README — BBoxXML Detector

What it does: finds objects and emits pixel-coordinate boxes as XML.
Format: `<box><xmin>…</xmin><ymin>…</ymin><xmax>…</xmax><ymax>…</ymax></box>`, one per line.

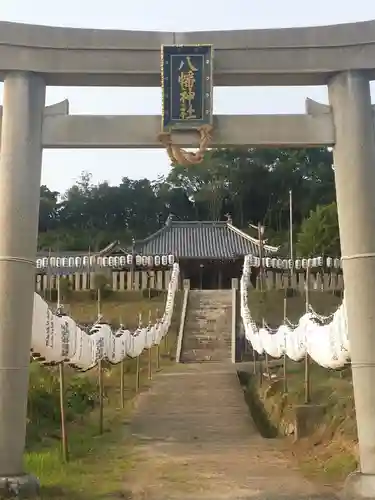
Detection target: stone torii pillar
<box><xmin>329</xmin><ymin>71</ymin><xmax>375</xmax><ymax>499</ymax></box>
<box><xmin>0</xmin><ymin>73</ymin><xmax>68</xmax><ymax>497</ymax></box>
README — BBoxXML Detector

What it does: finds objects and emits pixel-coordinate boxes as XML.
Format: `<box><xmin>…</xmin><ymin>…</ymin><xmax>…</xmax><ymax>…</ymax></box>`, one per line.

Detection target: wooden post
<box><xmin>119</xmin><ymin>315</ymin><xmax>125</xmax><ymax>408</ymax></box>
<box><xmin>156</xmin><ymin>344</ymin><xmax>160</xmax><ymax>370</ymax></box>
<box><xmin>253</xmin><ymin>348</ymin><xmax>257</xmax><ymax>375</ymax></box>
<box><xmin>135</xmin><ymin>355</ymin><xmax>140</xmax><ymax>392</ymax></box>
<box><xmin>135</xmin><ymin>312</ymin><xmax>142</xmax><ymax>392</ymax></box>
<box><xmin>97</xmin><ymin>287</ymin><xmax>101</xmax><ymax>320</ymax></box>
<box><xmin>283</xmin><ymin>296</ymin><xmax>288</xmax><ymax>394</ymax></box>
<box><xmin>262</xmin><ymin>319</ymin><xmax>270</xmax><ymax>377</ymax></box>
<box><xmin>120</xmin><ymin>358</ymin><xmax>125</xmax><ymax>408</ymax></box>
<box><xmin>304</xmin><ymin>267</ymin><xmax>311</xmax><ymax>404</ymax></box>
<box><xmin>98</xmin><ymin>358</ymin><xmax>104</xmax><ymax>434</ymax></box>
<box><xmin>59</xmin><ymin>362</ymin><xmax>69</xmax><ymax>462</ymax></box>
<box><xmin>148</xmin><ymin>347</ymin><xmax>152</xmax><ymax>380</ymax></box>
<box><xmin>148</xmin><ymin>309</ymin><xmax>152</xmax><ymax>380</ymax></box>
<box><xmin>155</xmin><ymin>308</ymin><xmax>161</xmax><ymax>369</ymax></box>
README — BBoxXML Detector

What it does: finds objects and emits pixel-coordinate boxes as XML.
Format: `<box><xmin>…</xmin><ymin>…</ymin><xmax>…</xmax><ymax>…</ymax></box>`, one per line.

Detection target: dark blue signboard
<box><xmin>161</xmin><ymin>45</ymin><xmax>213</xmax><ymax>132</ymax></box>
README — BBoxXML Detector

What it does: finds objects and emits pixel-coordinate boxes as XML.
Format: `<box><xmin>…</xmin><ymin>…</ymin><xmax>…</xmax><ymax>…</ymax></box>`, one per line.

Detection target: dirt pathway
<box><xmin>124</xmin><ymin>363</ymin><xmax>338</xmax><ymax>500</ymax></box>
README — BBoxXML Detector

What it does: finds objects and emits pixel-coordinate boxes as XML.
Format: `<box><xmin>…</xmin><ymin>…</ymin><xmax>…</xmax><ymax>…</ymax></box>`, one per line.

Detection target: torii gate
<box><xmin>0</xmin><ymin>19</ymin><xmax>374</xmax><ymax>498</ymax></box>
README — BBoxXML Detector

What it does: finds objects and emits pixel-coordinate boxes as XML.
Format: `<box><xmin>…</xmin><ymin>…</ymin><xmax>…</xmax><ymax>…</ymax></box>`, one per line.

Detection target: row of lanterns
<box><xmin>248</xmin><ymin>256</ymin><xmax>342</xmax><ymax>269</ymax></box>
<box><xmin>36</xmin><ymin>254</ymin><xmax>175</xmax><ymax>269</ymax></box>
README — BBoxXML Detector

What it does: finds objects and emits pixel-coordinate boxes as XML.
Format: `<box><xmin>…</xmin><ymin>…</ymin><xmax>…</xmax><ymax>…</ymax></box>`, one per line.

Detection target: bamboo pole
<box><xmin>148</xmin><ymin>309</ymin><xmax>152</xmax><ymax>380</ymax></box>
<box><xmin>135</xmin><ymin>312</ymin><xmax>142</xmax><ymax>392</ymax></box>
<box><xmin>120</xmin><ymin>357</ymin><xmax>125</xmax><ymax>408</ymax></box>
<box><xmin>59</xmin><ymin>361</ymin><xmax>69</xmax><ymax>462</ymax></box>
<box><xmin>304</xmin><ymin>267</ymin><xmax>311</xmax><ymax>404</ymax></box>
<box><xmin>98</xmin><ymin>358</ymin><xmax>104</xmax><ymax>434</ymax></box>
<box><xmin>262</xmin><ymin>319</ymin><xmax>270</xmax><ymax>378</ymax></box>
<box><xmin>283</xmin><ymin>296</ymin><xmax>288</xmax><ymax>394</ymax></box>
<box><xmin>119</xmin><ymin>316</ymin><xmax>125</xmax><ymax>408</ymax></box>
<box><xmin>97</xmin><ymin>287</ymin><xmax>101</xmax><ymax>319</ymax></box>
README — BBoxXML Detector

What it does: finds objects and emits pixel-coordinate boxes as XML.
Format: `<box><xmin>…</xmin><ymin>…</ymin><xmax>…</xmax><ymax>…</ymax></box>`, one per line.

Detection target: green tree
<box><xmin>296</xmin><ymin>202</ymin><xmax>340</xmax><ymax>256</ymax></box>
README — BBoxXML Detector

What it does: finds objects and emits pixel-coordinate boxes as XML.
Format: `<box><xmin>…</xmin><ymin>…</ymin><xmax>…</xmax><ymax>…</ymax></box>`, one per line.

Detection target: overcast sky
<box><xmin>1</xmin><ymin>0</ymin><xmax>375</xmax><ymax>193</ymax></box>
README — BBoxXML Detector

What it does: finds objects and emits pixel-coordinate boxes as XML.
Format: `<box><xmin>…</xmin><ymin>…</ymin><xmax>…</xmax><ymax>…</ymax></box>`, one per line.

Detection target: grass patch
<box><xmin>25</xmin><ymin>293</ymin><xmax>182</xmax><ymax>499</ymax></box>
<box><xmin>248</xmin><ymin>289</ymin><xmax>341</xmax><ymax>327</ymax></box>
<box><xmin>246</xmin><ymin>360</ymin><xmax>357</xmax><ymax>484</ymax></box>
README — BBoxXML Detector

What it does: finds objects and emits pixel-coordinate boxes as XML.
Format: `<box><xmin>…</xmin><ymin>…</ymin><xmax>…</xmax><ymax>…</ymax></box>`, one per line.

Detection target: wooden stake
<box><xmin>156</xmin><ymin>344</ymin><xmax>160</xmax><ymax>370</ymax></box>
<box><xmin>97</xmin><ymin>287</ymin><xmax>101</xmax><ymax>320</ymax></box>
<box><xmin>253</xmin><ymin>348</ymin><xmax>257</xmax><ymax>375</ymax></box>
<box><xmin>262</xmin><ymin>319</ymin><xmax>270</xmax><ymax>377</ymax></box>
<box><xmin>148</xmin><ymin>309</ymin><xmax>152</xmax><ymax>380</ymax></box>
<box><xmin>98</xmin><ymin>358</ymin><xmax>104</xmax><ymax>434</ymax></box>
<box><xmin>119</xmin><ymin>316</ymin><xmax>125</xmax><ymax>408</ymax></box>
<box><xmin>304</xmin><ymin>267</ymin><xmax>311</xmax><ymax>404</ymax></box>
<box><xmin>59</xmin><ymin>362</ymin><xmax>69</xmax><ymax>462</ymax></box>
<box><xmin>120</xmin><ymin>358</ymin><xmax>125</xmax><ymax>408</ymax></box>
<box><xmin>283</xmin><ymin>296</ymin><xmax>288</xmax><ymax>394</ymax></box>
<box><xmin>135</xmin><ymin>355</ymin><xmax>140</xmax><ymax>392</ymax></box>
<box><xmin>135</xmin><ymin>311</ymin><xmax>142</xmax><ymax>392</ymax></box>
<box><xmin>148</xmin><ymin>347</ymin><xmax>152</xmax><ymax>380</ymax></box>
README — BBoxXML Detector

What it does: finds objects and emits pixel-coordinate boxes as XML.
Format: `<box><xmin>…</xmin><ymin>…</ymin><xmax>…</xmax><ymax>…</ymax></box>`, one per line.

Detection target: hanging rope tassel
<box><xmin>158</xmin><ymin>124</ymin><xmax>214</xmax><ymax>166</ymax></box>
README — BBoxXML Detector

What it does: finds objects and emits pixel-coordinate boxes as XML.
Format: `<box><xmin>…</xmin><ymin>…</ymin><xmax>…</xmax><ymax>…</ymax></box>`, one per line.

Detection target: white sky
<box><xmin>1</xmin><ymin>0</ymin><xmax>375</xmax><ymax>193</ymax></box>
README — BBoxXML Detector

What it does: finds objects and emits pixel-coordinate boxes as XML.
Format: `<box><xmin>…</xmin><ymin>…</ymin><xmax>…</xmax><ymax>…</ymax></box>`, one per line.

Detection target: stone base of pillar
<box><xmin>0</xmin><ymin>474</ymin><xmax>39</xmax><ymax>498</ymax></box>
<box><xmin>343</xmin><ymin>471</ymin><xmax>375</xmax><ymax>499</ymax></box>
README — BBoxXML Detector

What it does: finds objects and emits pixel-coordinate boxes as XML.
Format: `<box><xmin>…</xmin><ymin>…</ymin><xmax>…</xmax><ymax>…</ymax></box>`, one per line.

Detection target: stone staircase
<box><xmin>180</xmin><ymin>290</ymin><xmax>232</xmax><ymax>363</ymax></box>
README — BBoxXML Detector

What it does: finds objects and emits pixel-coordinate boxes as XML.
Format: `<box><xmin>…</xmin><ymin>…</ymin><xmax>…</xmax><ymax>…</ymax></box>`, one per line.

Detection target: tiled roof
<box><xmin>133</xmin><ymin>220</ymin><xmax>278</xmax><ymax>259</ymax></box>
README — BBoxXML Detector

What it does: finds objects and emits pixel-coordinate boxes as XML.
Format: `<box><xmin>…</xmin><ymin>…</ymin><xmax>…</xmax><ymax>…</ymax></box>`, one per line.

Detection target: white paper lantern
<box><xmin>36</xmin><ymin>259</ymin><xmax>42</xmax><ymax>269</ymax></box>
<box><xmin>154</xmin><ymin>255</ymin><xmax>161</xmax><ymax>266</ymax></box>
<box><xmin>42</xmin><ymin>257</ymin><xmax>48</xmax><ymax>268</ymax></box>
<box><xmin>161</xmin><ymin>255</ymin><xmax>168</xmax><ymax>266</ymax></box>
<box><xmin>254</xmin><ymin>257</ymin><xmax>260</xmax><ymax>268</ymax></box>
<box><xmin>168</xmin><ymin>254</ymin><xmax>175</xmax><ymax>265</ymax></box>
<box><xmin>75</xmin><ymin>257</ymin><xmax>82</xmax><ymax>267</ymax></box>
<box><xmin>97</xmin><ymin>257</ymin><xmax>103</xmax><ymax>267</ymax></box>
<box><xmin>295</xmin><ymin>259</ymin><xmax>301</xmax><ymax>269</ymax></box>
<box><xmin>114</xmin><ymin>256</ymin><xmax>120</xmax><ymax>267</ymax></box>
<box><xmin>102</xmin><ymin>257</ymin><xmax>108</xmax><ymax>267</ymax></box>
<box><xmin>108</xmin><ymin>257</ymin><xmax>114</xmax><ymax>267</ymax></box>
<box><xmin>56</xmin><ymin>257</ymin><xmax>61</xmax><ymax>267</ymax></box>
<box><xmin>68</xmin><ymin>257</ymin><xmax>74</xmax><ymax>267</ymax></box>
<box><xmin>265</xmin><ymin>257</ymin><xmax>271</xmax><ymax>268</ymax></box>
<box><xmin>277</xmin><ymin>258</ymin><xmax>283</xmax><ymax>269</ymax></box>
<box><xmin>50</xmin><ymin>257</ymin><xmax>56</xmax><ymax>267</ymax></box>
<box><xmin>89</xmin><ymin>256</ymin><xmax>96</xmax><ymax>266</ymax></box>
<box><xmin>271</xmin><ymin>258</ymin><xmax>277</xmax><ymax>268</ymax></box>
<box><xmin>62</xmin><ymin>258</ymin><xmax>68</xmax><ymax>267</ymax></box>
<box><xmin>135</xmin><ymin>255</ymin><xmax>142</xmax><ymax>265</ymax></box>
<box><xmin>317</xmin><ymin>256</ymin><xmax>323</xmax><ymax>267</ymax></box>
<box><xmin>288</xmin><ymin>259</ymin><xmax>293</xmax><ymax>269</ymax></box>
<box><xmin>334</xmin><ymin>258</ymin><xmax>340</xmax><ymax>269</ymax></box>
<box><xmin>302</xmin><ymin>259</ymin><xmax>307</xmax><ymax>269</ymax></box>
<box><xmin>312</xmin><ymin>258</ymin><xmax>317</xmax><ymax>268</ymax></box>
<box><xmin>126</xmin><ymin>254</ymin><xmax>133</xmax><ymax>265</ymax></box>
<box><xmin>83</xmin><ymin>256</ymin><xmax>89</xmax><ymax>266</ymax></box>
<box><xmin>326</xmin><ymin>257</ymin><xmax>333</xmax><ymax>268</ymax></box>
<box><xmin>142</xmin><ymin>256</ymin><xmax>148</xmax><ymax>266</ymax></box>
<box><xmin>147</xmin><ymin>256</ymin><xmax>153</xmax><ymax>266</ymax></box>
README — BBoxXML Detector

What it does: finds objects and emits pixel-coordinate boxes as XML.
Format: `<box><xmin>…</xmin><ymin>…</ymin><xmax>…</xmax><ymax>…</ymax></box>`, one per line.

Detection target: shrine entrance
<box><xmin>0</xmin><ymin>19</ymin><xmax>374</xmax><ymax>496</ymax></box>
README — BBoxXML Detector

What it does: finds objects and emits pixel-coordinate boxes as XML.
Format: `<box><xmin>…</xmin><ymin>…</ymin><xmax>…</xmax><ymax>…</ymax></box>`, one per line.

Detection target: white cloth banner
<box><xmin>31</xmin><ymin>263</ymin><xmax>179</xmax><ymax>371</ymax></box>
<box><xmin>240</xmin><ymin>255</ymin><xmax>350</xmax><ymax>369</ymax></box>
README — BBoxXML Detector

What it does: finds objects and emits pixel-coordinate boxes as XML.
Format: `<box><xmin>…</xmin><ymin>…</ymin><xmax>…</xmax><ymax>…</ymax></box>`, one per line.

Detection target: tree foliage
<box><xmin>38</xmin><ymin>147</ymin><xmax>337</xmax><ymax>254</ymax></box>
<box><xmin>296</xmin><ymin>202</ymin><xmax>340</xmax><ymax>257</ymax></box>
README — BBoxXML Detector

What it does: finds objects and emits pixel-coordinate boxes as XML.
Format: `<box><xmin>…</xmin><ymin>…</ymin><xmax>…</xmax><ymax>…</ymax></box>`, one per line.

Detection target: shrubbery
<box><xmin>27</xmin><ymin>362</ymin><xmax>97</xmax><ymax>448</ymax></box>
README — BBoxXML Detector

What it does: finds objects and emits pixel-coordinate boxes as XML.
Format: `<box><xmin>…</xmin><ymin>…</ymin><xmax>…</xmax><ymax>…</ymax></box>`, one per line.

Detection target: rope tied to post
<box><xmin>158</xmin><ymin>124</ymin><xmax>214</xmax><ymax>166</ymax></box>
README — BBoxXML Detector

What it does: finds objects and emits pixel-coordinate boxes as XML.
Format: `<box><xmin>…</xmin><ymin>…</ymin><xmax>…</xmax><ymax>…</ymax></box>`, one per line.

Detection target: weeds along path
<box><xmin>125</xmin><ymin>362</ymin><xmax>338</xmax><ymax>500</ymax></box>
